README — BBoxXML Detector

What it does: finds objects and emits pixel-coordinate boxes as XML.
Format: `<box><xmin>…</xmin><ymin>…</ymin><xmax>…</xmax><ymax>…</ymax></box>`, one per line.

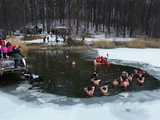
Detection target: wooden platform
<box><xmin>0</xmin><ymin>67</ymin><xmax>26</xmax><ymax>72</ymax></box>
<box><xmin>0</xmin><ymin>59</ymin><xmax>27</xmax><ymax>74</ymax></box>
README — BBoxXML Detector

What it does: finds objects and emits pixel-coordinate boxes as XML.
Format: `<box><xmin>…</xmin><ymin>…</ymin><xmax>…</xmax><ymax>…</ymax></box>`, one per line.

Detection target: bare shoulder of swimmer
<box><xmin>94</xmin><ymin>80</ymin><xmax>101</xmax><ymax>85</ymax></box>
<box><xmin>92</xmin><ymin>86</ymin><xmax>96</xmax><ymax>90</ymax></box>
<box><xmin>90</xmin><ymin>78</ymin><xmax>94</xmax><ymax>81</ymax></box>
<box><xmin>84</xmin><ymin>87</ymin><xmax>88</xmax><ymax>91</ymax></box>
<box><xmin>126</xmin><ymin>72</ymin><xmax>129</xmax><ymax>77</ymax></box>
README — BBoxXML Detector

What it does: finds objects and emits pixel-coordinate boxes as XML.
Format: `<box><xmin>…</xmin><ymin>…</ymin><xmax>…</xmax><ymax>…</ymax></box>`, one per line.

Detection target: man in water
<box><xmin>112</xmin><ymin>71</ymin><xmax>132</xmax><ymax>91</ymax></box>
<box><xmin>137</xmin><ymin>71</ymin><xmax>145</xmax><ymax>86</ymax></box>
<box><xmin>90</xmin><ymin>71</ymin><xmax>101</xmax><ymax>86</ymax></box>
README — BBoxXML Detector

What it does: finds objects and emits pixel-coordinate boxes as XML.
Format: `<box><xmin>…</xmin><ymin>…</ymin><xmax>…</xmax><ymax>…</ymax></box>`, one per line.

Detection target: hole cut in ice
<box><xmin>25</xmin><ymin>50</ymin><xmax>160</xmax><ymax>98</ymax></box>
<box><xmin>0</xmin><ymin>50</ymin><xmax>160</xmax><ymax>98</ymax></box>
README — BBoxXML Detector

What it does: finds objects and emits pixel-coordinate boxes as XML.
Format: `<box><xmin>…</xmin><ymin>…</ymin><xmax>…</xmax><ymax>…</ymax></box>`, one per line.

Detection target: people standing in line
<box><xmin>55</xmin><ymin>35</ymin><xmax>59</xmax><ymax>43</ymax></box>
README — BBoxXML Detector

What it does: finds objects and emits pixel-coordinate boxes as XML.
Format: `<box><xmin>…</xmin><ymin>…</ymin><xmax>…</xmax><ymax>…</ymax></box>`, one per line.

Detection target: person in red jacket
<box><xmin>0</xmin><ymin>39</ymin><xmax>5</xmax><ymax>46</ymax></box>
<box><xmin>95</xmin><ymin>56</ymin><xmax>108</xmax><ymax>64</ymax></box>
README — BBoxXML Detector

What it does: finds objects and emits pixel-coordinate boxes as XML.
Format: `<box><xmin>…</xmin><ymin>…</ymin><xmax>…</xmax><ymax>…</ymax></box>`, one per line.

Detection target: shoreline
<box><xmin>7</xmin><ymin>36</ymin><xmax>160</xmax><ymax>56</ymax></box>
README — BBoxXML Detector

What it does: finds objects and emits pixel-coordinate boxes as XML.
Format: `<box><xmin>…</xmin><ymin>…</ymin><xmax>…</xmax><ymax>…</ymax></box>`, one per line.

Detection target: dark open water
<box><xmin>25</xmin><ymin>49</ymin><xmax>160</xmax><ymax>98</ymax></box>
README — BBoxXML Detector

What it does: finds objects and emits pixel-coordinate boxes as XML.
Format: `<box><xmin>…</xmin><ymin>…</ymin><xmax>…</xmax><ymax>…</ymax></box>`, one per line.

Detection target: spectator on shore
<box><xmin>0</xmin><ymin>39</ymin><xmax>6</xmax><ymax>46</ymax></box>
<box><xmin>43</xmin><ymin>36</ymin><xmax>46</xmax><ymax>43</ymax></box>
<box><xmin>1</xmin><ymin>45</ymin><xmax>8</xmax><ymax>58</ymax></box>
<box><xmin>0</xmin><ymin>45</ymin><xmax>3</xmax><ymax>58</ymax></box>
<box><xmin>47</xmin><ymin>36</ymin><xmax>49</xmax><ymax>43</ymax></box>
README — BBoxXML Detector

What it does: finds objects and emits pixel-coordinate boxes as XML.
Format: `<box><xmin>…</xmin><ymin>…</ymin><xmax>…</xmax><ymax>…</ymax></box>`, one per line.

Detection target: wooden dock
<box><xmin>0</xmin><ymin>67</ymin><xmax>26</xmax><ymax>72</ymax></box>
<box><xmin>0</xmin><ymin>59</ymin><xmax>27</xmax><ymax>75</ymax></box>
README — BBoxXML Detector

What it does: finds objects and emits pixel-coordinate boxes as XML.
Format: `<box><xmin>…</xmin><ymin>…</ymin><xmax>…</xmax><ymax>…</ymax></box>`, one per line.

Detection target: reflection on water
<box><xmin>0</xmin><ymin>72</ymin><xmax>22</xmax><ymax>86</ymax></box>
<box><xmin>27</xmin><ymin>49</ymin><xmax>160</xmax><ymax>98</ymax></box>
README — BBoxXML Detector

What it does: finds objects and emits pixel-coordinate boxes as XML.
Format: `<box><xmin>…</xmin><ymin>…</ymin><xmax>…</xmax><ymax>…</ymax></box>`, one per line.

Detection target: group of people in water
<box><xmin>84</xmin><ymin>68</ymin><xmax>145</xmax><ymax>97</ymax></box>
<box><xmin>95</xmin><ymin>56</ymin><xmax>110</xmax><ymax>65</ymax></box>
<box><xmin>0</xmin><ymin>39</ymin><xmax>25</xmax><ymax>68</ymax></box>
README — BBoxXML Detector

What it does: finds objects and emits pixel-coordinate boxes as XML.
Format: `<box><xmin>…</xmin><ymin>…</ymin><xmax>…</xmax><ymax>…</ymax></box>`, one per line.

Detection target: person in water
<box><xmin>112</xmin><ymin>71</ymin><xmax>133</xmax><ymax>88</ymax></box>
<box><xmin>91</xmin><ymin>71</ymin><xmax>98</xmax><ymax>79</ymax></box>
<box><xmin>90</xmin><ymin>71</ymin><xmax>101</xmax><ymax>86</ymax></box>
<box><xmin>119</xmin><ymin>71</ymin><xmax>130</xmax><ymax>90</ymax></box>
<box><xmin>112</xmin><ymin>79</ymin><xmax>120</xmax><ymax>87</ymax></box>
<box><xmin>130</xmin><ymin>69</ymin><xmax>139</xmax><ymax>81</ymax></box>
<box><xmin>100</xmin><ymin>85</ymin><xmax>109</xmax><ymax>96</ymax></box>
<box><xmin>137</xmin><ymin>71</ymin><xmax>145</xmax><ymax>86</ymax></box>
<box><xmin>95</xmin><ymin>56</ymin><xmax>108</xmax><ymax>64</ymax></box>
<box><xmin>84</xmin><ymin>86</ymin><xmax>95</xmax><ymax>97</ymax></box>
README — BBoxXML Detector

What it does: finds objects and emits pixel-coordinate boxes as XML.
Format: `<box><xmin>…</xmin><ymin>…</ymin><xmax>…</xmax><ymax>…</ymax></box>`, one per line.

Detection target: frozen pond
<box><xmin>0</xmin><ymin>48</ymin><xmax>160</xmax><ymax>120</ymax></box>
<box><xmin>0</xmin><ymin>49</ymin><xmax>160</xmax><ymax>101</ymax></box>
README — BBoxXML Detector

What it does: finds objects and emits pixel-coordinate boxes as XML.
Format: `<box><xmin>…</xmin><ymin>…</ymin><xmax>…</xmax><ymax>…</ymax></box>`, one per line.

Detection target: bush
<box><xmin>23</xmin><ymin>35</ymin><xmax>44</xmax><ymax>41</ymax></box>
<box><xmin>7</xmin><ymin>38</ymin><xmax>28</xmax><ymax>55</ymax></box>
<box><xmin>92</xmin><ymin>38</ymin><xmax>160</xmax><ymax>48</ymax></box>
<box><xmin>93</xmin><ymin>41</ymin><xmax>116</xmax><ymax>48</ymax></box>
<box><xmin>126</xmin><ymin>40</ymin><xmax>146</xmax><ymax>48</ymax></box>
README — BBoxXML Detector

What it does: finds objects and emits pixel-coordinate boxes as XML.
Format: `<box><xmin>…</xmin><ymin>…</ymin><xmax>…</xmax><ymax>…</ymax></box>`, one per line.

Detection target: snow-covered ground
<box><xmin>97</xmin><ymin>48</ymin><xmax>160</xmax><ymax>67</ymax></box>
<box><xmin>23</xmin><ymin>33</ymin><xmax>134</xmax><ymax>45</ymax></box>
<box><xmin>24</xmin><ymin>35</ymin><xmax>65</xmax><ymax>45</ymax></box>
<box><xmin>1</xmin><ymin>48</ymin><xmax>160</xmax><ymax>120</ymax></box>
<box><xmin>85</xmin><ymin>37</ymin><xmax>134</xmax><ymax>45</ymax></box>
<box><xmin>84</xmin><ymin>34</ymin><xmax>134</xmax><ymax>45</ymax></box>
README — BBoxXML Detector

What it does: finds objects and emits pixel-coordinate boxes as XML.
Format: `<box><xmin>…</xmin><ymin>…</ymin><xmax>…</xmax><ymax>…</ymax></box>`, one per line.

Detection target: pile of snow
<box><xmin>97</xmin><ymin>48</ymin><xmax>160</xmax><ymax>67</ymax></box>
<box><xmin>0</xmin><ymin>48</ymin><xmax>160</xmax><ymax>120</ymax></box>
<box><xmin>85</xmin><ymin>37</ymin><xmax>134</xmax><ymax>44</ymax></box>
